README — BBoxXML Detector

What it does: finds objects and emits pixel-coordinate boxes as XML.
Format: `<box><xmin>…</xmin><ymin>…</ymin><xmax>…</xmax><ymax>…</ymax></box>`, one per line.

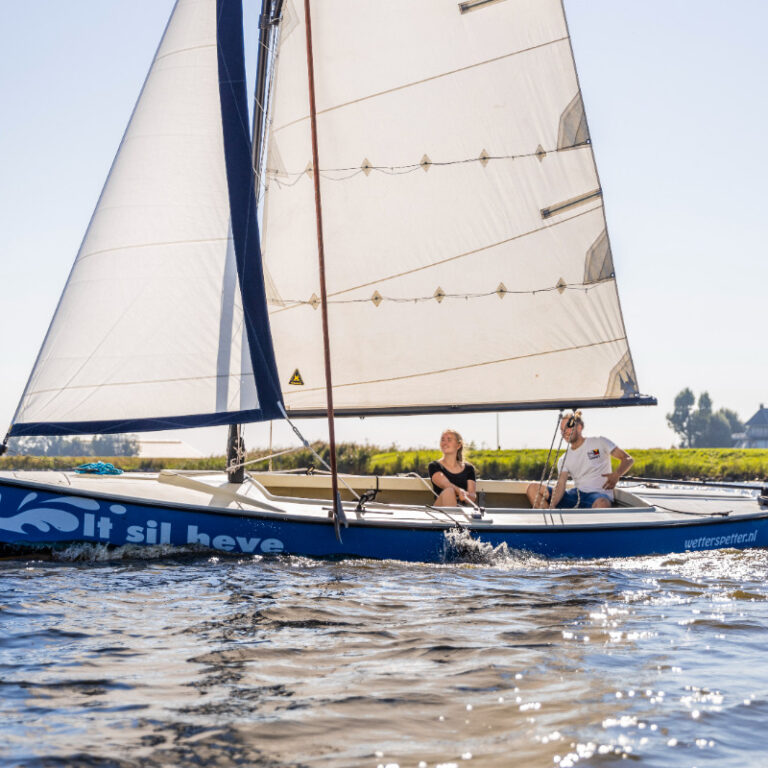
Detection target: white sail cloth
<box><xmin>262</xmin><ymin>0</ymin><xmax>640</xmax><ymax>415</ymax></box>
<box><xmin>12</xmin><ymin>0</ymin><xmax>271</xmax><ymax>434</ymax></box>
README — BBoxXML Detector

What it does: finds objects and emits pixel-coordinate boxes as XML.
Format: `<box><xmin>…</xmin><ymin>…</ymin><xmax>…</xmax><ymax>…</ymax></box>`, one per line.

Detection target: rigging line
<box><xmin>277</xmin><ymin>402</ymin><xmax>361</xmax><ymax>501</ymax></box>
<box><xmin>268</xmin><ymin>171</ymin><xmax>310</xmax><ymax>189</ymax></box>
<box><xmin>266</xmin><ymin>166</ymin><xmax>369</xmax><ymax>189</ymax></box>
<box><xmin>270</xmin><ymin>282</ymin><xmax>600</xmax><ymax>309</ymax></box>
<box><xmin>264</xmin><ymin>146</ymin><xmax>590</xmax><ymax>186</ymax></box>
<box><xmin>286</xmin><ymin>336</ymin><xmax>628</xmax><ymax>394</ymax></box>
<box><xmin>375</xmin><ymin>166</ymin><xmax>424</xmax><ymax>177</ymax></box>
<box><xmin>403</xmin><ymin>472</ymin><xmax>439</xmax><ymax>500</ymax></box>
<box><xmin>650</xmin><ymin>502</ymin><xmax>732</xmax><ymax>518</ymax></box>
<box><xmin>266</xmin><ymin>144</ymin><xmax>589</xmax><ymax>180</ymax></box>
<box><xmin>547</xmin><ymin>415</ymin><xmax>575</xmax><ymax>524</ymax></box>
<box><xmin>404</xmin><ymin>470</ymin><xmax>479</xmax><ymax>518</ymax></box>
<box><xmin>318</xmin><ymin>169</ymin><xmax>366</xmax><ymax>182</ymax></box>
<box><xmin>255</xmin><ymin>37</ymin><xmax>282</xmax><ymax>204</ymax></box>
<box><xmin>257</xmin><ymin>37</ymin><xmax>278</xmax><ymax>55</ymax></box>
<box><xmin>268</xmin><ymin>204</ymin><xmax>602</xmax><ymax>315</ymax></box>
<box><xmin>227</xmin><ymin>446</ymin><xmax>302</xmax><ymax>471</ymax></box>
<box><xmin>271</xmin><ymin>36</ymin><xmax>569</xmax><ymax>134</ymax></box>
<box><xmin>261</xmin><ymin>143</ymin><xmax>587</xmax><ymax>192</ymax></box>
<box><xmin>269</xmin><ymin>168</ymin><xmax>366</xmax><ymax>186</ymax></box>
<box><xmin>425</xmin><ymin>505</ymin><xmax>466</xmax><ymax>529</ymax></box>
<box><xmin>536</xmin><ymin>410</ymin><xmax>564</xmax><ymax>518</ymax></box>
<box><xmin>422</xmin><ymin>506</ymin><xmax>459</xmax><ymax>525</ymax></box>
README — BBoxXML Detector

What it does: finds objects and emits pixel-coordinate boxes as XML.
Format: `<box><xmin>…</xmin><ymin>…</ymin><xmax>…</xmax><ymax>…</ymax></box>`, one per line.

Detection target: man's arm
<box><xmin>602</xmin><ymin>447</ymin><xmax>634</xmax><ymax>490</ymax></box>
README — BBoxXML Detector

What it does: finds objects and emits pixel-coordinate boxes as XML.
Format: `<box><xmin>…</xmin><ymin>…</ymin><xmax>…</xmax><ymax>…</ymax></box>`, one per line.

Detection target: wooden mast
<box><xmin>302</xmin><ymin>0</ymin><xmax>342</xmax><ymax>523</ymax></box>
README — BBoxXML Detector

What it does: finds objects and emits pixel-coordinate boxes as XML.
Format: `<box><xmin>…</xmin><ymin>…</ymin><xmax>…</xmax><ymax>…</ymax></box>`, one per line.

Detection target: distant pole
<box><xmin>496</xmin><ymin>413</ymin><xmax>500</xmax><ymax>451</ymax></box>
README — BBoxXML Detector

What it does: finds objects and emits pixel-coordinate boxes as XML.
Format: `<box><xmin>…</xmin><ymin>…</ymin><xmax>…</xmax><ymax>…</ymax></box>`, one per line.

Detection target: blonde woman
<box><xmin>428</xmin><ymin>429</ymin><xmax>477</xmax><ymax>507</ymax></box>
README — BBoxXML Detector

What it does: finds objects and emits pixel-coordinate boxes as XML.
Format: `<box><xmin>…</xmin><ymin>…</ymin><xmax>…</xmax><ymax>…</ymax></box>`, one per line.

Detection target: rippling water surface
<box><xmin>2</xmin><ymin>539</ymin><xmax>768</xmax><ymax>767</ymax></box>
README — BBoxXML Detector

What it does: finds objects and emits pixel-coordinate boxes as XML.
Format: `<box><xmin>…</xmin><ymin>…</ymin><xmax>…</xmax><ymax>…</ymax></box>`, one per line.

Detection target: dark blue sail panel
<box><xmin>216</xmin><ymin>0</ymin><xmax>284</xmax><ymax>422</ymax></box>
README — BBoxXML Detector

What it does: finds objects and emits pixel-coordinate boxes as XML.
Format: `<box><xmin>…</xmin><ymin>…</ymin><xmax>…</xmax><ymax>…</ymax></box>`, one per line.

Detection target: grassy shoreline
<box><xmin>1</xmin><ymin>447</ymin><xmax>767</xmax><ymax>482</ymax></box>
<box><xmin>368</xmin><ymin>448</ymin><xmax>768</xmax><ymax>482</ymax></box>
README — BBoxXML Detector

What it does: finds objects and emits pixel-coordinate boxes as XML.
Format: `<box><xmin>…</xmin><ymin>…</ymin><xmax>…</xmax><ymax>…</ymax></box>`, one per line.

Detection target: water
<box><xmin>2</xmin><ymin>540</ymin><xmax>767</xmax><ymax>767</ymax></box>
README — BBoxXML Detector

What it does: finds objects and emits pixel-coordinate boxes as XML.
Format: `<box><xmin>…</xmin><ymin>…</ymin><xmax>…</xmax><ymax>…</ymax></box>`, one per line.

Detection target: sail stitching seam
<box><xmin>328</xmin><ymin>205</ymin><xmax>601</xmax><ymax>297</ymax></box>
<box><xmin>26</xmin><ymin>373</ymin><xmax>256</xmax><ymax>397</ymax></box>
<box><xmin>269</xmin><ymin>204</ymin><xmax>602</xmax><ymax>314</ymax></box>
<box><xmin>271</xmin><ymin>36</ymin><xmax>570</xmax><ymax>133</ymax></box>
<box><xmin>76</xmin><ymin>237</ymin><xmax>232</xmax><ymax>264</ymax></box>
<box><xmin>154</xmin><ymin>43</ymin><xmax>216</xmax><ymax>63</ymax></box>
<box><xmin>288</xmin><ymin>337</ymin><xmax>628</xmax><ymax>393</ymax></box>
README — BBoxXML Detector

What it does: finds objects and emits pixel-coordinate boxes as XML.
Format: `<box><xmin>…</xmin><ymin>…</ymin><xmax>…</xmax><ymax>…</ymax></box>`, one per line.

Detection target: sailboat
<box><xmin>1</xmin><ymin>0</ymin><xmax>766</xmax><ymax>561</ymax></box>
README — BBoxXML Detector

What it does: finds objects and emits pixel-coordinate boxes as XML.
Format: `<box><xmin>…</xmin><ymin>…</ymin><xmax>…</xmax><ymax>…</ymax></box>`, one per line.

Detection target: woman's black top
<box><xmin>428</xmin><ymin>460</ymin><xmax>476</xmax><ymax>495</ymax></box>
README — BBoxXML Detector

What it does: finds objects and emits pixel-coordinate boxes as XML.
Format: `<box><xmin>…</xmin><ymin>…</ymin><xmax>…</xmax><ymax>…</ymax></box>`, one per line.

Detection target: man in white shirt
<box><xmin>526</xmin><ymin>411</ymin><xmax>634</xmax><ymax>509</ymax></box>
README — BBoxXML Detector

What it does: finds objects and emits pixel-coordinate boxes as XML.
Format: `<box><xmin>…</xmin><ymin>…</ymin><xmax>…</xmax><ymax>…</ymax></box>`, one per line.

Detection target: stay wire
<box><xmin>536</xmin><ymin>410</ymin><xmax>563</xmax><ymax>521</ymax></box>
<box><xmin>277</xmin><ymin>403</ymin><xmax>361</xmax><ymax>500</ymax></box>
<box><xmin>548</xmin><ymin>428</ymin><xmax>573</xmax><ymax>522</ymax></box>
<box><xmin>546</xmin><ymin>420</ymin><xmax>570</xmax><ymax>524</ymax></box>
<box><xmin>228</xmin><ymin>446</ymin><xmax>303</xmax><ymax>471</ymax></box>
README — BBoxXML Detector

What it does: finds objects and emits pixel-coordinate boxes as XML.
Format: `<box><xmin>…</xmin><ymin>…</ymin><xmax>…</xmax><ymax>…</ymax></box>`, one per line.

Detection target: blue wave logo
<box><xmin>0</xmin><ymin>492</ymin><xmax>97</xmax><ymax>535</ymax></box>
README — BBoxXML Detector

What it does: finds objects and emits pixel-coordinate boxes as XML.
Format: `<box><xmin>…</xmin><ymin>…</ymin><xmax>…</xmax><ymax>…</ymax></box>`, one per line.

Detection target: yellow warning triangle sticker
<box><xmin>288</xmin><ymin>369</ymin><xmax>304</xmax><ymax>386</ymax></box>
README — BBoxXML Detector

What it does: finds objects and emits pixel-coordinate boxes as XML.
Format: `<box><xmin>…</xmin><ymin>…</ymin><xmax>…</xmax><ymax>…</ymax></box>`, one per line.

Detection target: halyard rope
<box><xmin>277</xmin><ymin>403</ymin><xmax>361</xmax><ymax>501</ymax></box>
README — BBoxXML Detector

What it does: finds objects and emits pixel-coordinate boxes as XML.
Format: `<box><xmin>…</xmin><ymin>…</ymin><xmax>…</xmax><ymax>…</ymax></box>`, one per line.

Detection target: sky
<box><xmin>0</xmin><ymin>1</ymin><xmax>766</xmax><ymax>457</ymax></box>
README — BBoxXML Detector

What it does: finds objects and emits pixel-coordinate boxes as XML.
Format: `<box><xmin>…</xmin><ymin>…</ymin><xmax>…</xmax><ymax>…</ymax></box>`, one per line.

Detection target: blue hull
<box><xmin>1</xmin><ymin>476</ymin><xmax>766</xmax><ymax>561</ymax></box>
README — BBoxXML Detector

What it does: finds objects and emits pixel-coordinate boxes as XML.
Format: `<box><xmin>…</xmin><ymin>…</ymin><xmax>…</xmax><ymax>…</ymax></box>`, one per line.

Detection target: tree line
<box><xmin>3</xmin><ymin>445</ymin><xmax>766</xmax><ymax>482</ymax></box>
<box><xmin>666</xmin><ymin>389</ymin><xmax>743</xmax><ymax>448</ymax></box>
<box><xmin>7</xmin><ymin>434</ymin><xmax>139</xmax><ymax>457</ymax></box>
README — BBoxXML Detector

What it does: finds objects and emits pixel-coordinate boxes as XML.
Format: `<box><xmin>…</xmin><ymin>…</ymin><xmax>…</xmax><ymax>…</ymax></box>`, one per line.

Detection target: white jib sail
<box><xmin>261</xmin><ymin>0</ymin><xmax>641</xmax><ymax>415</ymax></box>
<box><xmin>13</xmin><ymin>0</ymin><xmax>261</xmax><ymax>432</ymax></box>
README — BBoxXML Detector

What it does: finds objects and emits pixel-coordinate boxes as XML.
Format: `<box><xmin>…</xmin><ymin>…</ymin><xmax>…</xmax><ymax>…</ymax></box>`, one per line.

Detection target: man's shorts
<box><xmin>545</xmin><ymin>487</ymin><xmax>612</xmax><ymax>509</ymax></box>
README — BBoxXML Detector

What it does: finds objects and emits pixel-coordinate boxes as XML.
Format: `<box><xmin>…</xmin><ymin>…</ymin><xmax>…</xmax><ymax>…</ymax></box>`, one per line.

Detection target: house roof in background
<box><xmin>745</xmin><ymin>405</ymin><xmax>768</xmax><ymax>428</ymax></box>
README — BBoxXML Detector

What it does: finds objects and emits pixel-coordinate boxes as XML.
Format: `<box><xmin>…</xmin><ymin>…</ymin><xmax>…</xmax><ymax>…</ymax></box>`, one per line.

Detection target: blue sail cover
<box><xmin>10</xmin><ymin>0</ymin><xmax>283</xmax><ymax>437</ymax></box>
<box><xmin>216</xmin><ymin>0</ymin><xmax>284</xmax><ymax>423</ymax></box>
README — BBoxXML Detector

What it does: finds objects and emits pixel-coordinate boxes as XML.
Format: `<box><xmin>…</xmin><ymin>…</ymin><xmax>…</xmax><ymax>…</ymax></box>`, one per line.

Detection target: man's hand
<box><xmin>602</xmin><ymin>472</ymin><xmax>621</xmax><ymax>490</ymax></box>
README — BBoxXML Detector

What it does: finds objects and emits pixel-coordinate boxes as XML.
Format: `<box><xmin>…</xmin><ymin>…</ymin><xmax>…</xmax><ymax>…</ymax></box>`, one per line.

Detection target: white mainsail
<box><xmin>262</xmin><ymin>0</ymin><xmax>643</xmax><ymax>415</ymax></box>
<box><xmin>11</xmin><ymin>0</ymin><xmax>281</xmax><ymax>435</ymax></box>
